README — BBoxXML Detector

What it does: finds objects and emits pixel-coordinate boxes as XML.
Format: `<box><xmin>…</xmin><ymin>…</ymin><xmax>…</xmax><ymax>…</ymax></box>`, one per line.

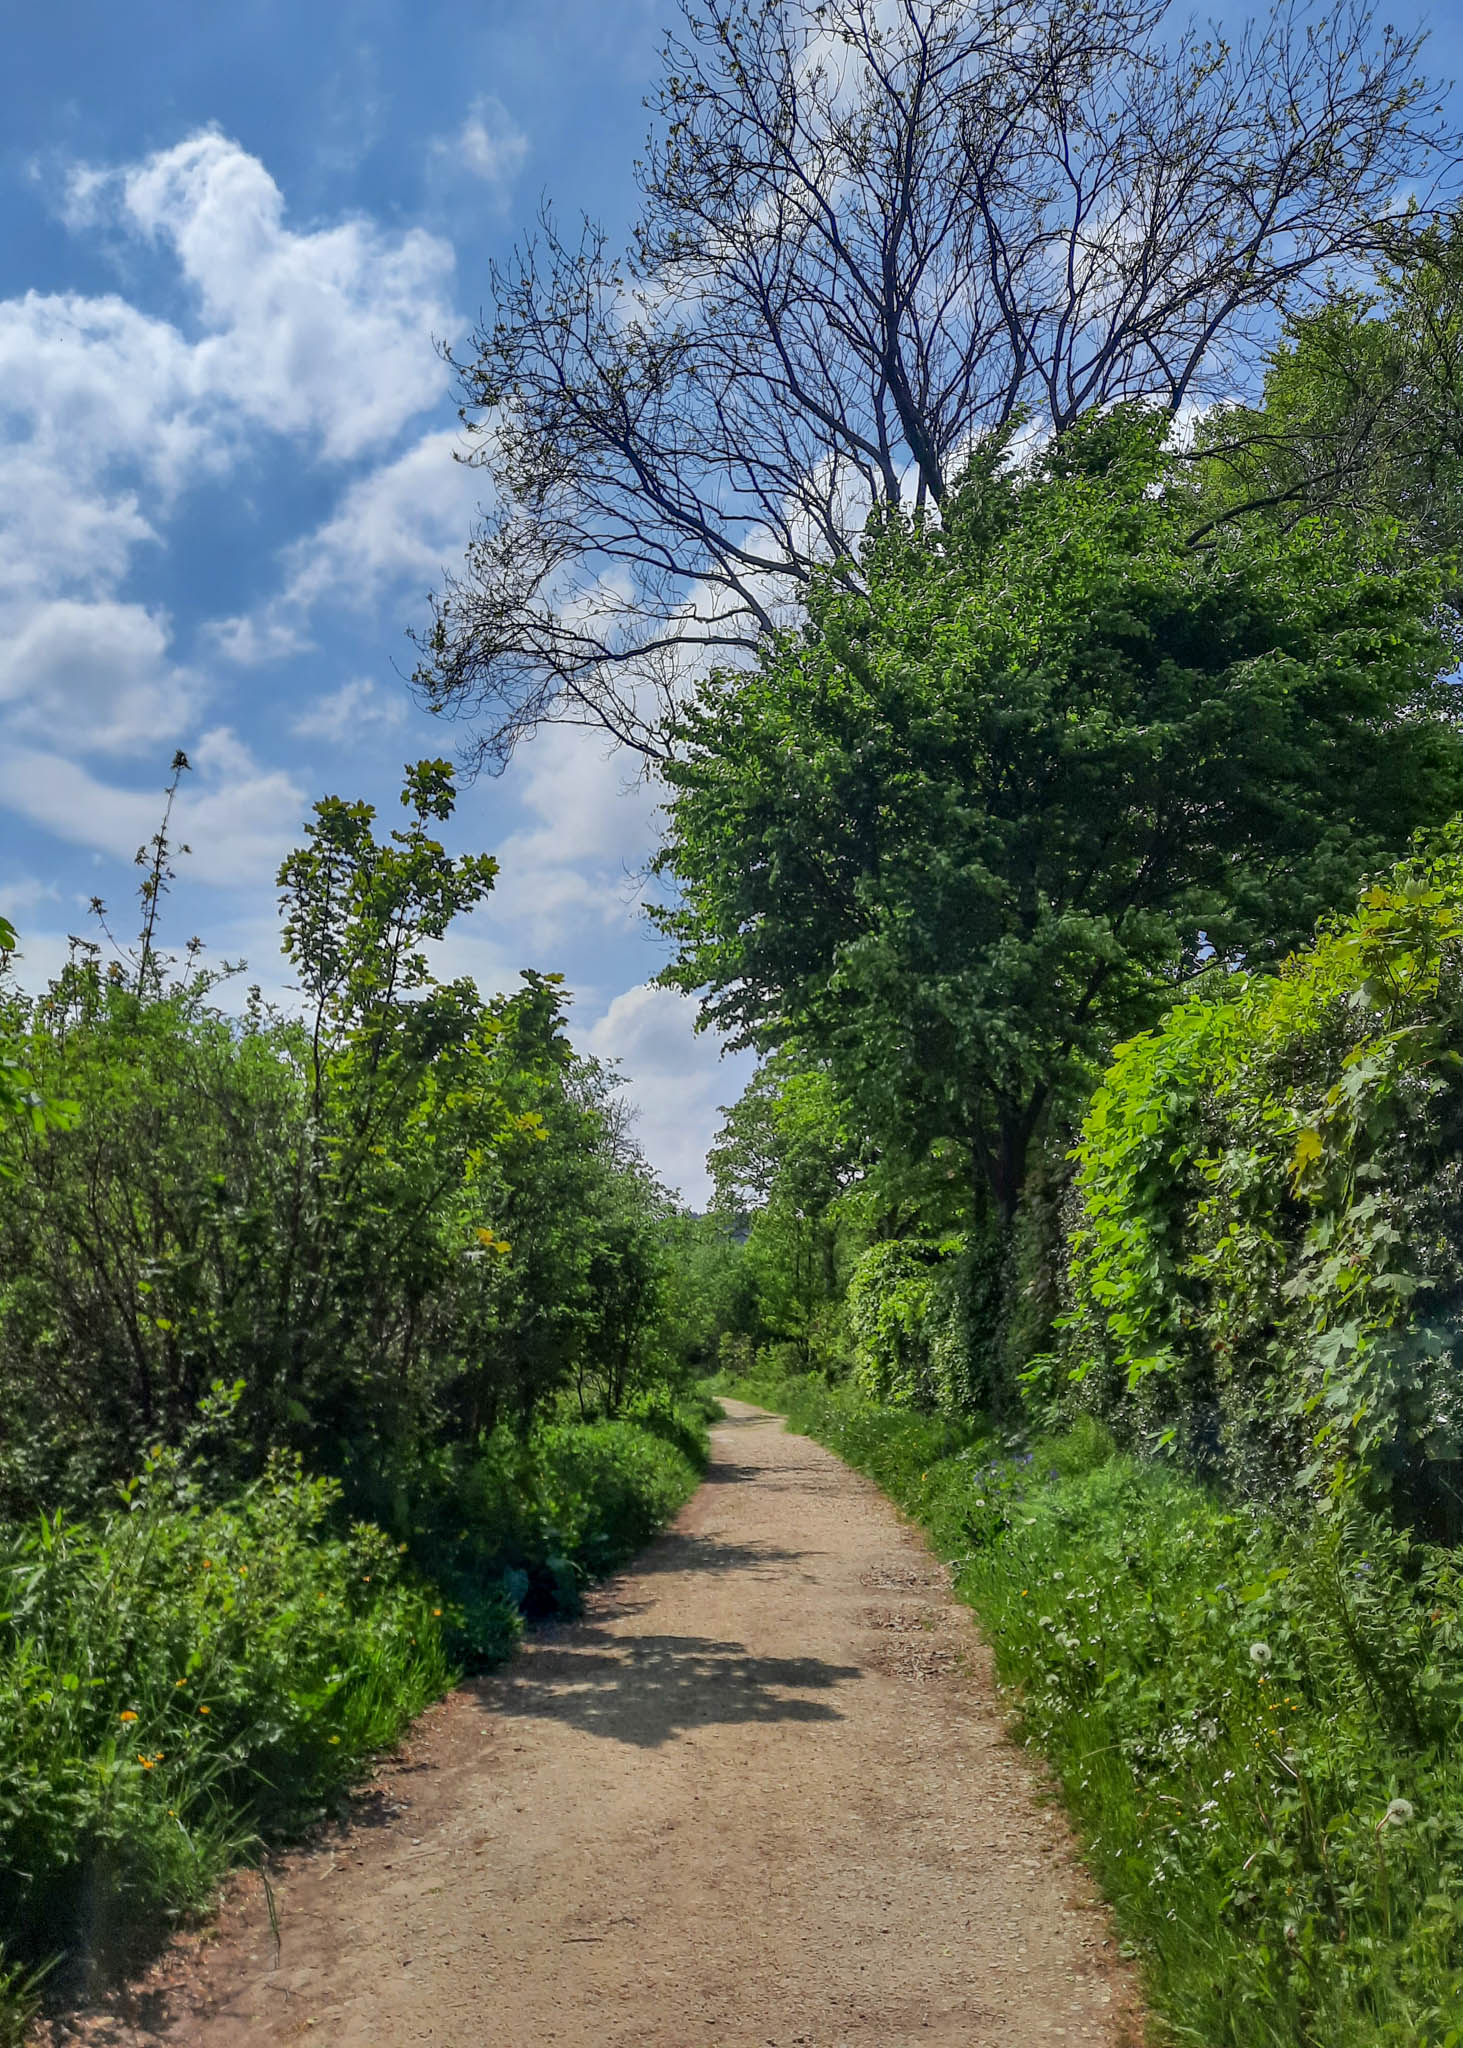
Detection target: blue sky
<box><xmin>1</xmin><ymin>1</ymin><xmax>1459</xmax><ymax>1202</ymax></box>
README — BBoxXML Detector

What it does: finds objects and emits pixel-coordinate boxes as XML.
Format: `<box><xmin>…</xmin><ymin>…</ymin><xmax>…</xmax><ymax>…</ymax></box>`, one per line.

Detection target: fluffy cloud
<box><xmin>0</xmin><ymin>598</ymin><xmax>196</xmax><ymax>755</ymax></box>
<box><xmin>486</xmin><ymin>723</ymin><xmax>662</xmax><ymax>945</ymax></box>
<box><xmin>75</xmin><ymin>130</ymin><xmax>457</xmax><ymax>462</ymax></box>
<box><xmin>0</xmin><ymin>125</ymin><xmax>470</xmax><ymax>899</ymax></box>
<box><xmin>0</xmin><ymin>728</ymin><xmax>306</xmax><ymax>890</ymax></box>
<box><xmin>217</xmin><ymin>429</ymin><xmax>483</xmax><ymax>661</ymax></box>
<box><xmin>585</xmin><ymin>982</ymin><xmax>754</xmax><ymax>1206</ymax></box>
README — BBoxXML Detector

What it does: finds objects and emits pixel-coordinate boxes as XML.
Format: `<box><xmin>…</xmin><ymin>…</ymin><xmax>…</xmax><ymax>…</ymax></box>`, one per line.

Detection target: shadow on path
<box><xmin>476</xmin><ymin>1629</ymin><xmax>861</xmax><ymax>1749</ymax></box>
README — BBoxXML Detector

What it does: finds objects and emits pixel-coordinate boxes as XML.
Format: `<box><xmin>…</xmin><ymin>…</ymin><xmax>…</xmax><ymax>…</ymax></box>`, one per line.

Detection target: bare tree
<box><xmin>415</xmin><ymin>0</ymin><xmax>1455</xmax><ymax>769</ymax></box>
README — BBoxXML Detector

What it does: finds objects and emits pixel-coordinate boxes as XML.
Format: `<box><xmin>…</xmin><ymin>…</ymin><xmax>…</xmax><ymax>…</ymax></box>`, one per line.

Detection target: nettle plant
<box><xmin>1058</xmin><ymin>822</ymin><xmax>1463</xmax><ymax>1528</ymax></box>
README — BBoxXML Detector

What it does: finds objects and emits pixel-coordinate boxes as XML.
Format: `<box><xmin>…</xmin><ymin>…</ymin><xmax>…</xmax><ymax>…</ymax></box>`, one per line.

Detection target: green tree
<box><xmin>655</xmin><ymin>412</ymin><xmax>1463</xmax><ymax>1235</ymax></box>
<box><xmin>1196</xmin><ymin>210</ymin><xmax>1463</xmax><ymax>585</ymax></box>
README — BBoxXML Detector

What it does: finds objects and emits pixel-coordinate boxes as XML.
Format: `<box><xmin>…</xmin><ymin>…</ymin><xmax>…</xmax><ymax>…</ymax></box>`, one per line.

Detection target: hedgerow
<box><xmin>1052</xmin><ymin>822</ymin><xmax>1463</xmax><ymax>1527</ymax></box>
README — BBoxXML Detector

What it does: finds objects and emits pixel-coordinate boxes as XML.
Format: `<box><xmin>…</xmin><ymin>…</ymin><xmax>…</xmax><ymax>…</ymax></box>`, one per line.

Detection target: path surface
<box><xmin>66</xmin><ymin>1402</ymin><xmax>1142</xmax><ymax>2047</ymax></box>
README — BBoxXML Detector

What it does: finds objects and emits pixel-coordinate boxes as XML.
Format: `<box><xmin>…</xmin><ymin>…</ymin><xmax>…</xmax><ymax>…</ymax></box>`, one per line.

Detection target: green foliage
<box><xmin>1197</xmin><ymin>208</ymin><xmax>1463</xmax><ymax>591</ymax></box>
<box><xmin>0</xmin><ymin>1391</ymin><xmax>705</xmax><ymax>2021</ymax></box>
<box><xmin>846</xmin><ymin>1233</ymin><xmax>1004</xmax><ymax>1416</ymax></box>
<box><xmin>0</xmin><ymin>763</ymin><xmax>709</xmax><ymax>2030</ymax></box>
<box><xmin>0</xmin><ymin>1423</ymin><xmax>448</xmax><ymax>1993</ymax></box>
<box><xmin>0</xmin><ymin>768</ymin><xmax>677</xmax><ymax>1515</ymax></box>
<box><xmin>657</xmin><ymin>410</ymin><xmax>1463</xmax><ymax>1241</ymax></box>
<box><xmin>738</xmin><ymin>1375</ymin><xmax>1463</xmax><ymax>2047</ymax></box>
<box><xmin>1061</xmin><ymin>822</ymin><xmax>1463</xmax><ymax>1521</ymax></box>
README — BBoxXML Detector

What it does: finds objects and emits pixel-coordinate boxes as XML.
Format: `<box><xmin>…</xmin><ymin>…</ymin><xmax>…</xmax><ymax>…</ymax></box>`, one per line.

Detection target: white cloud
<box><xmin>434</xmin><ymin>97</ymin><xmax>529</xmax><ymax>203</ymax></box>
<box><xmin>216</xmin><ymin>429</ymin><xmax>482</xmax><ymax>661</ymax></box>
<box><xmin>0</xmin><ymin>129</ymin><xmax>463</xmax><ymax>776</ymax></box>
<box><xmin>488</xmin><ymin>724</ymin><xmax>661</xmax><ymax>944</ymax></box>
<box><xmin>87</xmin><ymin>130</ymin><xmax>457</xmax><ymax>462</ymax></box>
<box><xmin>0</xmin><ymin>728</ymin><xmax>306</xmax><ymax>890</ymax></box>
<box><xmin>290</xmin><ymin>676</ymin><xmax>408</xmax><ymax>746</ymax></box>
<box><xmin>0</xmin><ymin>598</ymin><xmax>197</xmax><ymax>755</ymax></box>
<box><xmin>585</xmin><ymin>982</ymin><xmax>754</xmax><ymax>1206</ymax></box>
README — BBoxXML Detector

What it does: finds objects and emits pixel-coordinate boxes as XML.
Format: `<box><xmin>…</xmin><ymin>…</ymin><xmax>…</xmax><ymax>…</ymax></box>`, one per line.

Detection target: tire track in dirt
<box><xmin>56</xmin><ymin>1401</ymin><xmax>1143</xmax><ymax>2047</ymax></box>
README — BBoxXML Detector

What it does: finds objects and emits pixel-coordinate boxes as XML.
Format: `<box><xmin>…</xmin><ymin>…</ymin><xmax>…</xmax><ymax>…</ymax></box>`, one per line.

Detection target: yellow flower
<box><xmin>139</xmin><ymin>1756</ymin><xmax>155</xmax><ymax>1770</ymax></box>
<box><xmin>119</xmin><ymin>1710</ymin><xmax>139</xmax><ymax>1723</ymax></box>
<box><xmin>432</xmin><ymin>1608</ymin><xmax>442</xmax><ymax>1618</ymax></box>
<box><xmin>175</xmin><ymin>1679</ymin><xmax>186</xmax><ymax>1688</ymax></box>
<box><xmin>198</xmin><ymin>1705</ymin><xmax>210</xmax><ymax>1715</ymax></box>
<box><xmin>329</xmin><ymin>1735</ymin><xmax>340</xmax><ymax>1745</ymax></box>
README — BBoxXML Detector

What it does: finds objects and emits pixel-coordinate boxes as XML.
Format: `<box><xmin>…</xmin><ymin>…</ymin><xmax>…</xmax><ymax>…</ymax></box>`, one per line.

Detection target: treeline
<box><xmin>666</xmin><ymin>220</ymin><xmax>1463</xmax><ymax>2046</ymax></box>
<box><xmin>666</xmin><ymin>206</ymin><xmax>1463</xmax><ymax>1519</ymax></box>
<box><xmin>0</xmin><ymin>763</ymin><xmax>706</xmax><ymax>2027</ymax></box>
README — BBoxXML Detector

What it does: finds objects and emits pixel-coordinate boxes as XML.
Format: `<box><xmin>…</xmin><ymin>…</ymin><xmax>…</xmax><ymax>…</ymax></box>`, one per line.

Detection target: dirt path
<box><xmin>67</xmin><ymin>1402</ymin><xmax>1142</xmax><ymax>2047</ymax></box>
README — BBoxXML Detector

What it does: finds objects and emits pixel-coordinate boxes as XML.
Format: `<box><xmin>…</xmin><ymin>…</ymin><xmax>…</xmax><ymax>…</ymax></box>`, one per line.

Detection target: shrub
<box><xmin>0</xmin><ymin>1442</ymin><xmax>447</xmax><ymax>1993</ymax></box>
<box><xmin>847</xmin><ymin>1235</ymin><xmax>993</xmax><ymax>1414</ymax></box>
<box><xmin>1058</xmin><ymin>822</ymin><xmax>1463</xmax><ymax>1523</ymax></box>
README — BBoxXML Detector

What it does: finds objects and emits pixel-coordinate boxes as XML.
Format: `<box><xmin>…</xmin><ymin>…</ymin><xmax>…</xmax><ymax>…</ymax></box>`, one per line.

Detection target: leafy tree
<box><xmin>655</xmin><ymin>412</ymin><xmax>1463</xmax><ymax>1229</ymax></box>
<box><xmin>1195</xmin><ymin>210</ymin><xmax>1463</xmax><ymax>584</ymax></box>
<box><xmin>415</xmin><ymin>0</ymin><xmax>1455</xmax><ymax>767</ymax></box>
<box><xmin>0</xmin><ymin>763</ymin><xmax>682</xmax><ymax>1515</ymax></box>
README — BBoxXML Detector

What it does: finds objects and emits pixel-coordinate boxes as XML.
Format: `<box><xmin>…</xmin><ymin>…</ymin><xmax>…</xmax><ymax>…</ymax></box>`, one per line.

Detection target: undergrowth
<box><xmin>0</xmin><ymin>1396</ymin><xmax>708</xmax><ymax>2037</ymax></box>
<box><xmin>716</xmin><ymin>1370</ymin><xmax>1463</xmax><ymax>2048</ymax></box>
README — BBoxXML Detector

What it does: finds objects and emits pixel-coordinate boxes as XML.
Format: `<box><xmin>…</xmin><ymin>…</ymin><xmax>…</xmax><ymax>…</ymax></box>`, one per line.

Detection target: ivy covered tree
<box><xmin>655</xmin><ymin>411</ymin><xmax>1463</xmax><ymax>1235</ymax></box>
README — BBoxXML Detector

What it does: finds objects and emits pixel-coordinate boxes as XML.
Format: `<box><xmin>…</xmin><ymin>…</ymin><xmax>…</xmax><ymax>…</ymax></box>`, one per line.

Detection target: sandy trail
<box><xmin>68</xmin><ymin>1401</ymin><xmax>1141</xmax><ymax>2047</ymax></box>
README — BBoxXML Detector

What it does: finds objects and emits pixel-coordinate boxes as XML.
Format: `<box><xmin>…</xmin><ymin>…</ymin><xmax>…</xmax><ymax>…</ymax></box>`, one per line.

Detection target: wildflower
<box><xmin>202</xmin><ymin>1560</ymin><xmax>212</xmax><ymax>1570</ymax></box>
<box><xmin>1383</xmin><ymin>1798</ymin><xmax>1415</xmax><ymax>1829</ymax></box>
<box><xmin>329</xmin><ymin>1735</ymin><xmax>340</xmax><ymax>1745</ymax></box>
<box><xmin>119</xmin><ymin>1710</ymin><xmax>139</xmax><ymax>1723</ymax></box>
<box><xmin>198</xmin><ymin>1705</ymin><xmax>210</xmax><ymax>1715</ymax></box>
<box><xmin>139</xmin><ymin>1756</ymin><xmax>155</xmax><ymax>1770</ymax></box>
<box><xmin>432</xmin><ymin>1608</ymin><xmax>442</xmax><ymax>1618</ymax></box>
<box><xmin>1249</xmin><ymin>1642</ymin><xmax>1272</xmax><ymax>1667</ymax></box>
<box><xmin>175</xmin><ymin>1679</ymin><xmax>186</xmax><ymax>1688</ymax></box>
<box><xmin>238</xmin><ymin>1566</ymin><xmax>248</xmax><ymax>1577</ymax></box>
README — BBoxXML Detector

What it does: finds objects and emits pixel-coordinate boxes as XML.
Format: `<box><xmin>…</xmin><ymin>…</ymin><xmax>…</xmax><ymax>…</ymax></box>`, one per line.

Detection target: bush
<box><xmin>1057</xmin><ymin>822</ymin><xmax>1463</xmax><ymax>1524</ymax></box>
<box><xmin>0</xmin><ymin>1394</ymin><xmax>708</xmax><ymax>2029</ymax></box>
<box><xmin>744</xmin><ymin>1373</ymin><xmax>1463</xmax><ymax>2047</ymax></box>
<box><xmin>0</xmin><ymin>1443</ymin><xmax>448</xmax><ymax>1998</ymax></box>
<box><xmin>847</xmin><ymin>1234</ymin><xmax>997</xmax><ymax>1415</ymax></box>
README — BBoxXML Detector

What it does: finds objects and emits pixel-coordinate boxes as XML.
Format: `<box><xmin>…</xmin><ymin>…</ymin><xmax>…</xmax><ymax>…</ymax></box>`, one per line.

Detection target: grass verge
<box><xmin>714</xmin><ymin>1371</ymin><xmax>1463</xmax><ymax>2048</ymax></box>
<box><xmin>0</xmin><ymin>1398</ymin><xmax>708</xmax><ymax>2040</ymax></box>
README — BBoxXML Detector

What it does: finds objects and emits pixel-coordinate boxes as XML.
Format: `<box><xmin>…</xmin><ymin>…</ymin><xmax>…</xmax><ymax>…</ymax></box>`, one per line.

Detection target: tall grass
<box><xmin>720</xmin><ymin>1372</ymin><xmax>1463</xmax><ymax>2048</ymax></box>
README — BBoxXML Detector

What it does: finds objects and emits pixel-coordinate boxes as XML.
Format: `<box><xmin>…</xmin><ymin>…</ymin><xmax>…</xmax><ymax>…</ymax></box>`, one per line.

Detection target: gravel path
<box><xmin>62</xmin><ymin>1400</ymin><xmax>1143</xmax><ymax>2047</ymax></box>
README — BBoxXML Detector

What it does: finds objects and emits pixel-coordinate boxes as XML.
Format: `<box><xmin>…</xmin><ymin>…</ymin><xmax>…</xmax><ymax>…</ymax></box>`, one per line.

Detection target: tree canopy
<box><xmin>654</xmin><ymin>412</ymin><xmax>1463</xmax><ymax>1219</ymax></box>
<box><xmin>414</xmin><ymin>0</ymin><xmax>1455</xmax><ymax>768</ymax></box>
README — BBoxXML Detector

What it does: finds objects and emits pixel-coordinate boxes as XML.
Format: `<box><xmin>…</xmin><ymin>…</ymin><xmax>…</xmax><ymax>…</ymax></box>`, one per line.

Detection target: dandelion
<box><xmin>119</xmin><ymin>1710</ymin><xmax>139</xmax><ymax>1723</ymax></box>
<box><xmin>1249</xmin><ymin>1642</ymin><xmax>1272</xmax><ymax>1667</ymax></box>
<box><xmin>1383</xmin><ymin>1798</ymin><xmax>1415</xmax><ymax>1829</ymax></box>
